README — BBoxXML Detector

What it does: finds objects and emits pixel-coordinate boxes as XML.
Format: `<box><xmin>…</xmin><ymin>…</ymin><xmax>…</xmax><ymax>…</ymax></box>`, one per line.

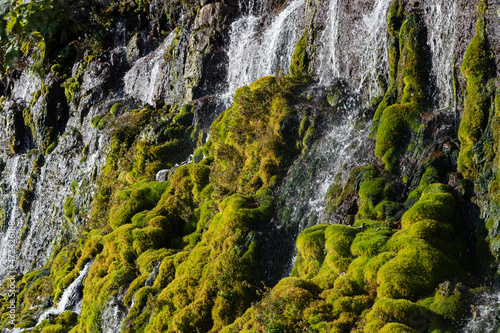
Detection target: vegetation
<box><xmin>0</xmin><ymin>0</ymin><xmax>499</xmax><ymax>332</ymax></box>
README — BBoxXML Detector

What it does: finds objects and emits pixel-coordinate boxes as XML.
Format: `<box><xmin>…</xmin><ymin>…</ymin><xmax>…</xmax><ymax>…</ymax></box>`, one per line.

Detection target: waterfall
<box><xmin>225</xmin><ymin>0</ymin><xmax>306</xmax><ymax>102</ymax></box>
<box><xmin>36</xmin><ymin>260</ymin><xmax>93</xmax><ymax>325</ymax></box>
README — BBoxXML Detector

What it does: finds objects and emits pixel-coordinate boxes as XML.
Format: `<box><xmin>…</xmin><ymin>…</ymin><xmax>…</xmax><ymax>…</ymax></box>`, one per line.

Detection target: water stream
<box><xmin>36</xmin><ymin>260</ymin><xmax>93</xmax><ymax>325</ymax></box>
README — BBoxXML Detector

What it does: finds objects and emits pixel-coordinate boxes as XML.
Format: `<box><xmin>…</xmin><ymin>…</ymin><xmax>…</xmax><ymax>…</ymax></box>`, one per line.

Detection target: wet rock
<box><xmin>438</xmin><ymin>280</ymin><xmax>452</xmax><ymax>296</ymax></box>
<box><xmin>101</xmin><ymin>291</ymin><xmax>128</xmax><ymax>333</ymax></box>
<box><xmin>126</xmin><ymin>34</ymin><xmax>144</xmax><ymax>65</ymax></box>
<box><xmin>192</xmin><ymin>96</ymin><xmax>222</xmax><ymax>130</ymax></box>
<box><xmin>156</xmin><ymin>169</ymin><xmax>170</xmax><ymax>182</ymax></box>
<box><xmin>195</xmin><ymin>3</ymin><xmax>234</xmax><ymax>31</ymax></box>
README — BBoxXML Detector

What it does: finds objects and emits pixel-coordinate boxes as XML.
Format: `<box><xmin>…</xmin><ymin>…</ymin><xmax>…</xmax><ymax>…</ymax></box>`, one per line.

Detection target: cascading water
<box><xmin>225</xmin><ymin>0</ymin><xmax>306</xmax><ymax>101</ymax></box>
<box><xmin>3</xmin><ymin>261</ymin><xmax>93</xmax><ymax>332</ymax></box>
<box><xmin>276</xmin><ymin>104</ymin><xmax>375</xmax><ymax>277</ymax></box>
<box><xmin>36</xmin><ymin>260</ymin><xmax>93</xmax><ymax>325</ymax></box>
<box><xmin>273</xmin><ymin>0</ymin><xmax>392</xmax><ymax>277</ymax></box>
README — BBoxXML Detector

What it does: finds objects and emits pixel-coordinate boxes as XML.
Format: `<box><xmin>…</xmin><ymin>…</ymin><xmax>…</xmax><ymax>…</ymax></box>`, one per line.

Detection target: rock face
<box><xmin>1</xmin><ymin>0</ymin><xmax>500</xmax><ymax>332</ymax></box>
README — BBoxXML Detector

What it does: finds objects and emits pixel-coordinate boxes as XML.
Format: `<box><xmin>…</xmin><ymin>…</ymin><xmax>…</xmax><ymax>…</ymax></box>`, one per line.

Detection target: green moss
<box><xmin>109</xmin><ymin>103</ymin><xmax>123</xmax><ymax>116</ymax></box>
<box><xmin>109</xmin><ymin>181</ymin><xmax>168</xmax><ymax>229</ymax></box>
<box><xmin>19</xmin><ymin>188</ymin><xmax>33</xmax><ymax>214</ymax></box>
<box><xmin>401</xmin><ymin>184</ymin><xmax>455</xmax><ymax>230</ymax></box>
<box><xmin>289</xmin><ymin>31</ymin><xmax>309</xmax><ymax>76</ymax></box>
<box><xmin>54</xmin><ymin>311</ymin><xmax>78</xmax><ymax>326</ymax></box>
<box><xmin>387</xmin><ymin>0</ymin><xmax>404</xmax><ymax>37</ymax></box>
<box><xmin>45</xmin><ymin>141</ymin><xmax>56</xmax><ymax>155</ymax></box>
<box><xmin>365</xmin><ymin>298</ymin><xmax>432</xmax><ymax>333</ymax></box>
<box><xmin>302</xmin><ymin>122</ymin><xmax>316</xmax><ymax>151</ymax></box>
<box><xmin>41</xmin><ymin>324</ymin><xmax>66</xmax><ymax>333</ymax></box>
<box><xmin>350</xmin><ymin>227</ymin><xmax>392</xmax><ymax>257</ymax></box>
<box><xmin>122</xmin><ymin>286</ymin><xmax>155</xmax><ymax>333</ymax></box>
<box><xmin>375</xmin><ymin>103</ymin><xmax>419</xmax><ymax>172</ymax></box>
<box><xmin>419</xmin><ymin>290</ymin><xmax>464</xmax><ymax>321</ymax></box>
<box><xmin>458</xmin><ymin>15</ymin><xmax>493</xmax><ymax>179</ymax></box>
<box><xmin>373</xmin><ymin>13</ymin><xmax>429</xmax><ymax>172</ymax></box>
<box><xmin>377</xmin><ymin>242</ymin><xmax>457</xmax><ymax>300</ymax></box>
<box><xmin>132</xmin><ymin>227</ymin><xmax>167</xmax><ymax>254</ymax></box>
<box><xmin>379</xmin><ymin>323</ymin><xmax>419</xmax><ymax>333</ymax></box>
<box><xmin>91</xmin><ymin>113</ymin><xmax>113</xmax><ymax>130</ymax></box>
<box><xmin>296</xmin><ymin>224</ymin><xmax>328</xmax><ymax>260</ymax></box>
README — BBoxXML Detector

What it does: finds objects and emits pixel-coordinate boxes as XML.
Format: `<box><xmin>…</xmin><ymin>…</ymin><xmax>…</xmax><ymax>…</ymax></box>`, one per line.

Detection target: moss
<box><xmin>365</xmin><ymin>298</ymin><xmax>433</xmax><ymax>333</ymax></box>
<box><xmin>458</xmin><ymin>14</ymin><xmax>493</xmax><ymax>180</ymax></box>
<box><xmin>209</xmin><ymin>74</ymin><xmax>303</xmax><ymax>196</ymax></box>
<box><xmin>109</xmin><ymin>103</ymin><xmax>123</xmax><ymax>116</ymax></box>
<box><xmin>296</xmin><ymin>224</ymin><xmax>328</xmax><ymax>260</ymax></box>
<box><xmin>132</xmin><ymin>227</ymin><xmax>168</xmax><ymax>254</ymax></box>
<box><xmin>302</xmin><ymin>122</ymin><xmax>316</xmax><ymax>151</ymax></box>
<box><xmin>350</xmin><ymin>227</ymin><xmax>392</xmax><ymax>257</ymax></box>
<box><xmin>19</xmin><ymin>188</ymin><xmax>33</xmax><ymax>214</ymax></box>
<box><xmin>41</xmin><ymin>325</ymin><xmax>66</xmax><ymax>333</ymax></box>
<box><xmin>387</xmin><ymin>0</ymin><xmax>404</xmax><ymax>37</ymax></box>
<box><xmin>91</xmin><ymin>113</ymin><xmax>113</xmax><ymax>130</ymax></box>
<box><xmin>109</xmin><ymin>181</ymin><xmax>168</xmax><ymax>229</ymax></box>
<box><xmin>45</xmin><ymin>141</ymin><xmax>56</xmax><ymax>154</ymax></box>
<box><xmin>289</xmin><ymin>30</ymin><xmax>309</xmax><ymax>76</ymax></box>
<box><xmin>379</xmin><ymin>323</ymin><xmax>419</xmax><ymax>333</ymax></box>
<box><xmin>193</xmin><ymin>146</ymin><xmax>204</xmax><ymax>164</ymax></box>
<box><xmin>375</xmin><ymin>103</ymin><xmax>420</xmax><ymax>172</ymax></box>
<box><xmin>0</xmin><ymin>208</ymin><xmax>4</xmax><ymax>230</ymax></box>
<box><xmin>122</xmin><ymin>286</ymin><xmax>155</xmax><ymax>333</ymax></box>
<box><xmin>419</xmin><ymin>290</ymin><xmax>464</xmax><ymax>321</ymax></box>
<box><xmin>373</xmin><ymin>13</ymin><xmax>429</xmax><ymax>172</ymax></box>
<box><xmin>377</xmin><ymin>242</ymin><xmax>457</xmax><ymax>300</ymax></box>
<box><xmin>401</xmin><ymin>184</ymin><xmax>455</xmax><ymax>230</ymax></box>
<box><xmin>54</xmin><ymin>311</ymin><xmax>78</xmax><ymax>326</ymax></box>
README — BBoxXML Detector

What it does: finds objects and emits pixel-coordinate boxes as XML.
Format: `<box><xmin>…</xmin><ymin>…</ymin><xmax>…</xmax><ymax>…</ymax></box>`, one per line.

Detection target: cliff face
<box><xmin>0</xmin><ymin>0</ymin><xmax>499</xmax><ymax>332</ymax></box>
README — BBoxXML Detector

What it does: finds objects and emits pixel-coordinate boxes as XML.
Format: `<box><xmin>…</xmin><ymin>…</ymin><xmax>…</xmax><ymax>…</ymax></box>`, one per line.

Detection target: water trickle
<box><xmin>356</xmin><ymin>0</ymin><xmax>391</xmax><ymax>96</ymax></box>
<box><xmin>36</xmin><ymin>260</ymin><xmax>93</xmax><ymax>325</ymax></box>
<box><xmin>124</xmin><ymin>31</ymin><xmax>177</xmax><ymax>106</ymax></box>
<box><xmin>316</xmin><ymin>0</ymin><xmax>341</xmax><ymax>84</ymax></box>
<box><xmin>225</xmin><ymin>0</ymin><xmax>305</xmax><ymax>102</ymax></box>
<box><xmin>423</xmin><ymin>0</ymin><xmax>458</xmax><ymax>109</ymax></box>
<box><xmin>317</xmin><ymin>0</ymin><xmax>391</xmax><ymax>103</ymax></box>
<box><xmin>101</xmin><ymin>295</ymin><xmax>128</xmax><ymax>333</ymax></box>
